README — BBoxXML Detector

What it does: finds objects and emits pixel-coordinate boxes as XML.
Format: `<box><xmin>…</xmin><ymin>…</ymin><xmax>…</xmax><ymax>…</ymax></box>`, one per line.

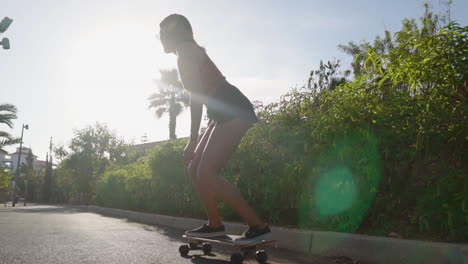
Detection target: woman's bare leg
<box><xmin>187</xmin><ymin>122</ymin><xmax>222</xmax><ymax>226</ymax></box>
<box><xmin>196</xmin><ymin>119</ymin><xmax>265</xmax><ymax>228</ymax></box>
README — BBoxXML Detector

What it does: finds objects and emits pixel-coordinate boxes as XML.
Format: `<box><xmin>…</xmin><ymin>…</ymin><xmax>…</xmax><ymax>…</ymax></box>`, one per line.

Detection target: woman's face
<box><xmin>159</xmin><ymin>27</ymin><xmax>175</xmax><ymax>54</ymax></box>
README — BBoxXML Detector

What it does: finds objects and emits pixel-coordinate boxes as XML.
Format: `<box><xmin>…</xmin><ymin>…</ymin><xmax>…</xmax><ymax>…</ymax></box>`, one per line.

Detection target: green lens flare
<box><xmin>315</xmin><ymin>167</ymin><xmax>357</xmax><ymax>216</ymax></box>
<box><xmin>299</xmin><ymin>130</ymin><xmax>381</xmax><ymax>235</ymax></box>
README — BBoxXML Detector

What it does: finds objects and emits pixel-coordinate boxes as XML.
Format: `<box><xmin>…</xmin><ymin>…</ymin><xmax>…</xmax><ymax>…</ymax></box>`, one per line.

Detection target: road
<box><xmin>0</xmin><ymin>205</ymin><xmax>339</xmax><ymax>264</ymax></box>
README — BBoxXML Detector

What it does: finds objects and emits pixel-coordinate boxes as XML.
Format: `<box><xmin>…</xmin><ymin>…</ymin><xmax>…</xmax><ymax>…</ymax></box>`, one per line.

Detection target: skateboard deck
<box><xmin>182</xmin><ymin>234</ymin><xmax>275</xmax><ymax>248</ymax></box>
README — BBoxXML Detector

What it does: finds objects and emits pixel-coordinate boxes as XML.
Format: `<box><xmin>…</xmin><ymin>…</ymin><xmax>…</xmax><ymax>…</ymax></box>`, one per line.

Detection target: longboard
<box><xmin>183</xmin><ymin>234</ymin><xmax>275</xmax><ymax>247</ymax></box>
<box><xmin>179</xmin><ymin>234</ymin><xmax>276</xmax><ymax>264</ymax></box>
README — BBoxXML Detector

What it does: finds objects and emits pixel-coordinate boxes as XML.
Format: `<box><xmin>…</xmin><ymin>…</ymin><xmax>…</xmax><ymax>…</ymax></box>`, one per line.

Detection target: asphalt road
<box><xmin>0</xmin><ymin>204</ymin><xmax>338</xmax><ymax>264</ymax></box>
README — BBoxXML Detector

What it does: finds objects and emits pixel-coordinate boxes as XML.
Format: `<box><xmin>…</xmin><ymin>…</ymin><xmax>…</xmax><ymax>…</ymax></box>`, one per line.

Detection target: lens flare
<box><xmin>299</xmin><ymin>130</ymin><xmax>381</xmax><ymax>235</ymax></box>
<box><xmin>315</xmin><ymin>167</ymin><xmax>357</xmax><ymax>216</ymax></box>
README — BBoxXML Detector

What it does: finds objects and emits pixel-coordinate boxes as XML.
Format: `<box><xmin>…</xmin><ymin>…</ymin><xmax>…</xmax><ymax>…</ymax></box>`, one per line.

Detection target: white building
<box><xmin>0</xmin><ymin>151</ymin><xmax>12</xmax><ymax>169</ymax></box>
<box><xmin>33</xmin><ymin>159</ymin><xmax>49</xmax><ymax>172</ymax></box>
<box><xmin>9</xmin><ymin>147</ymin><xmax>50</xmax><ymax>174</ymax></box>
<box><xmin>9</xmin><ymin>147</ymin><xmax>38</xmax><ymax>174</ymax></box>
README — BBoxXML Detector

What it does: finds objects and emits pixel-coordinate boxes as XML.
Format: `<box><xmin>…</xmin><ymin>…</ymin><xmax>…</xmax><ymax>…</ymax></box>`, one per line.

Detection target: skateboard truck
<box><xmin>179</xmin><ymin>235</ymin><xmax>274</xmax><ymax>264</ymax></box>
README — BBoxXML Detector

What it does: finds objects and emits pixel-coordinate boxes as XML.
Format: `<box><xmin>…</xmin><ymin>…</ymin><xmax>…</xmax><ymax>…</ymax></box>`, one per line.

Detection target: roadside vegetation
<box><xmin>29</xmin><ymin>5</ymin><xmax>466</xmax><ymax>243</ymax></box>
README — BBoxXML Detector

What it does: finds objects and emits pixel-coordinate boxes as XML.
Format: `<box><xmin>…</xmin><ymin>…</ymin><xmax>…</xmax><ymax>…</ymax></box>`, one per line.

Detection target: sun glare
<box><xmin>66</xmin><ymin>23</ymin><xmax>152</xmax><ymax>82</ymax></box>
<box><xmin>60</xmin><ymin>19</ymin><xmax>176</xmax><ymax>142</ymax></box>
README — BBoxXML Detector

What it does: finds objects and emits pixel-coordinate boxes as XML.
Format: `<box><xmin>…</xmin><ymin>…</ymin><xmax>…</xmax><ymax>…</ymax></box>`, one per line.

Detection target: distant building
<box><xmin>7</xmin><ymin>147</ymin><xmax>50</xmax><ymax>174</ymax></box>
<box><xmin>9</xmin><ymin>147</ymin><xmax>37</xmax><ymax>173</ymax></box>
<box><xmin>33</xmin><ymin>159</ymin><xmax>49</xmax><ymax>172</ymax></box>
<box><xmin>127</xmin><ymin>140</ymin><xmax>167</xmax><ymax>155</ymax></box>
<box><xmin>0</xmin><ymin>151</ymin><xmax>12</xmax><ymax>169</ymax></box>
<box><xmin>127</xmin><ymin>137</ymin><xmax>189</xmax><ymax>155</ymax></box>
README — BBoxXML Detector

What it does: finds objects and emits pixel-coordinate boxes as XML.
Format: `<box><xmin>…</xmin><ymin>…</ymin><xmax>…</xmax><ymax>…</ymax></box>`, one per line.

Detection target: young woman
<box><xmin>159</xmin><ymin>14</ymin><xmax>271</xmax><ymax>244</ymax></box>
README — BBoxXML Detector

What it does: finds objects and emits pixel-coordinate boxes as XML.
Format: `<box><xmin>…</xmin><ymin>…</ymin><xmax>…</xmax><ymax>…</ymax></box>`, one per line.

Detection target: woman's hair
<box><xmin>160</xmin><ymin>14</ymin><xmax>195</xmax><ymax>45</ymax></box>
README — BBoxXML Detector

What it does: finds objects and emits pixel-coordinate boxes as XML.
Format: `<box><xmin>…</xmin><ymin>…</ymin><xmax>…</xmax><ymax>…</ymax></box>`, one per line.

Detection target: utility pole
<box><xmin>12</xmin><ymin>124</ymin><xmax>28</xmax><ymax>207</ymax></box>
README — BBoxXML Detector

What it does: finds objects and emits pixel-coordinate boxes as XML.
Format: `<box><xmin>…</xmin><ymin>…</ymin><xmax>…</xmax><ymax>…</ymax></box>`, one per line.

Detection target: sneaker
<box><xmin>185</xmin><ymin>224</ymin><xmax>226</xmax><ymax>238</ymax></box>
<box><xmin>234</xmin><ymin>225</ymin><xmax>272</xmax><ymax>245</ymax></box>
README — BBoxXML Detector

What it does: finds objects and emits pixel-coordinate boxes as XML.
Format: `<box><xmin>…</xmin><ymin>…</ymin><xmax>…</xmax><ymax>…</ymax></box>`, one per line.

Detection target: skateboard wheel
<box><xmin>202</xmin><ymin>243</ymin><xmax>212</xmax><ymax>254</ymax></box>
<box><xmin>242</xmin><ymin>246</ymin><xmax>256</xmax><ymax>256</ymax></box>
<box><xmin>255</xmin><ymin>250</ymin><xmax>268</xmax><ymax>263</ymax></box>
<box><xmin>179</xmin><ymin>245</ymin><xmax>189</xmax><ymax>256</ymax></box>
<box><xmin>230</xmin><ymin>253</ymin><xmax>243</xmax><ymax>264</ymax></box>
<box><xmin>189</xmin><ymin>242</ymin><xmax>198</xmax><ymax>250</ymax></box>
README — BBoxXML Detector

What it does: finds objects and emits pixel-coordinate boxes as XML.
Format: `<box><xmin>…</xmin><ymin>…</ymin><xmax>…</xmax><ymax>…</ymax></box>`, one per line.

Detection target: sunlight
<box><xmin>61</xmin><ymin>20</ymin><xmax>176</xmax><ymax>142</ymax></box>
<box><xmin>65</xmin><ymin>22</ymin><xmax>162</xmax><ymax>83</ymax></box>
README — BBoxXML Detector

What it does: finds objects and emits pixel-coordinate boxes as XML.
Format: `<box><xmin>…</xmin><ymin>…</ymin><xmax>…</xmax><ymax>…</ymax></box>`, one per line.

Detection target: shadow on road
<box><xmin>179</xmin><ymin>254</ymin><xmax>232</xmax><ymax>264</ymax></box>
<box><xmin>0</xmin><ymin>204</ymin><xmax>83</xmax><ymax>214</ymax></box>
<box><xmin>1</xmin><ymin>205</ymin><xmax>342</xmax><ymax>264</ymax></box>
<box><xmin>189</xmin><ymin>255</ymin><xmax>230</xmax><ymax>264</ymax></box>
<box><xmin>110</xmin><ymin>213</ymin><xmax>334</xmax><ymax>264</ymax></box>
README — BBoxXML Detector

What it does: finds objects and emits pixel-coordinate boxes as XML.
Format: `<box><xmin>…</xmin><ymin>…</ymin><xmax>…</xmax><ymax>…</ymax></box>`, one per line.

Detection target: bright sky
<box><xmin>1</xmin><ymin>0</ymin><xmax>467</xmax><ymax>159</ymax></box>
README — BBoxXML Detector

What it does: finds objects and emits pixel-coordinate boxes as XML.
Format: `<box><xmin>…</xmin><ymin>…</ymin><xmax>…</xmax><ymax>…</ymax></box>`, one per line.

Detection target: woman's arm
<box><xmin>183</xmin><ymin>93</ymin><xmax>203</xmax><ymax>166</ymax></box>
<box><xmin>189</xmin><ymin>95</ymin><xmax>203</xmax><ymax>142</ymax></box>
<box><xmin>178</xmin><ymin>43</ymin><xmax>207</xmax><ymax>163</ymax></box>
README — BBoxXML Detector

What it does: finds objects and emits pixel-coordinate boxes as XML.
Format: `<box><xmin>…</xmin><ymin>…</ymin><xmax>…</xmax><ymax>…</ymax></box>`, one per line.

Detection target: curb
<box><xmin>73</xmin><ymin>205</ymin><xmax>467</xmax><ymax>264</ymax></box>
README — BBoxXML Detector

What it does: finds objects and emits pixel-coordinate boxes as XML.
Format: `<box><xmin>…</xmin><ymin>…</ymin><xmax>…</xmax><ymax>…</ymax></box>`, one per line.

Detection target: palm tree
<box><xmin>148</xmin><ymin>69</ymin><xmax>189</xmax><ymax>140</ymax></box>
<box><xmin>0</xmin><ymin>104</ymin><xmax>19</xmax><ymax>154</ymax></box>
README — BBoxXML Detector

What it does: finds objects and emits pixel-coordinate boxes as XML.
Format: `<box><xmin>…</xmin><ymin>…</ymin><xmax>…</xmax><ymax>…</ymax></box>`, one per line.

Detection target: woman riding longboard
<box><xmin>158</xmin><ymin>14</ymin><xmax>271</xmax><ymax>245</ymax></box>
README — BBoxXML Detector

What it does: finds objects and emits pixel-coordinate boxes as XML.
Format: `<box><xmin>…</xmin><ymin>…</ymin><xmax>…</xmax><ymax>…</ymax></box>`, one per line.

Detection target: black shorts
<box><xmin>206</xmin><ymin>83</ymin><xmax>258</xmax><ymax>124</ymax></box>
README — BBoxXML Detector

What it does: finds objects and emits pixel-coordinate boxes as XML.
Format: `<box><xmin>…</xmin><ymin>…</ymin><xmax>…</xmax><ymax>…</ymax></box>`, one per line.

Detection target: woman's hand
<box><xmin>183</xmin><ymin>139</ymin><xmax>198</xmax><ymax>166</ymax></box>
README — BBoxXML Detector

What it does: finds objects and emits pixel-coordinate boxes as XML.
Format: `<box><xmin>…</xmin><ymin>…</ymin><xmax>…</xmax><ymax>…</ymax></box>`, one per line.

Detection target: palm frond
<box><xmin>155</xmin><ymin>107</ymin><xmax>167</xmax><ymax>118</ymax></box>
<box><xmin>0</xmin><ymin>131</ymin><xmax>14</xmax><ymax>139</ymax></box>
<box><xmin>0</xmin><ymin>137</ymin><xmax>20</xmax><ymax>151</ymax></box>
<box><xmin>148</xmin><ymin>97</ymin><xmax>169</xmax><ymax>109</ymax></box>
<box><xmin>149</xmin><ymin>69</ymin><xmax>187</xmax><ymax>135</ymax></box>
<box><xmin>153</xmin><ymin>80</ymin><xmax>182</xmax><ymax>102</ymax></box>
<box><xmin>0</xmin><ymin>113</ymin><xmax>17</xmax><ymax>128</ymax></box>
<box><xmin>148</xmin><ymin>91</ymin><xmax>172</xmax><ymax>101</ymax></box>
<box><xmin>159</xmin><ymin>68</ymin><xmax>183</xmax><ymax>89</ymax></box>
<box><xmin>0</xmin><ymin>104</ymin><xmax>17</xmax><ymax>113</ymax></box>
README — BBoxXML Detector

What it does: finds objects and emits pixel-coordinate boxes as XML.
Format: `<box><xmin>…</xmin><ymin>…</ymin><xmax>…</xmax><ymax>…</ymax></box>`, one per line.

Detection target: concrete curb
<box><xmin>73</xmin><ymin>205</ymin><xmax>467</xmax><ymax>264</ymax></box>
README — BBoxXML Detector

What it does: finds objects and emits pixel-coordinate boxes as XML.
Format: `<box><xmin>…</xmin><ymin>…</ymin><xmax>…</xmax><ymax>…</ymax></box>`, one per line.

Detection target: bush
<box><xmin>96</xmin><ymin>156</ymin><xmax>152</xmax><ymax>211</ymax></box>
<box><xmin>0</xmin><ymin>170</ymin><xmax>12</xmax><ymax>203</ymax></box>
<box><xmin>148</xmin><ymin>139</ymin><xmax>203</xmax><ymax>217</ymax></box>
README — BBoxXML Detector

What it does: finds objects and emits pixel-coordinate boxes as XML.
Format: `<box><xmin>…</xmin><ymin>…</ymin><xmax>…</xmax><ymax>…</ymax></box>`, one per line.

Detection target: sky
<box><xmin>1</xmin><ymin>0</ymin><xmax>467</xmax><ymax>160</ymax></box>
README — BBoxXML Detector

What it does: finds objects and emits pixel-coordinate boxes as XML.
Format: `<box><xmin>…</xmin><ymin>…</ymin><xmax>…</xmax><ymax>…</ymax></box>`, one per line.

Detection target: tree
<box><xmin>24</xmin><ymin>149</ymin><xmax>41</xmax><ymax>202</ymax></box>
<box><xmin>307</xmin><ymin>60</ymin><xmax>351</xmax><ymax>94</ymax></box>
<box><xmin>25</xmin><ymin>149</ymin><xmax>34</xmax><ymax>176</ymax></box>
<box><xmin>14</xmin><ymin>149</ymin><xmax>35</xmax><ymax>201</ymax></box>
<box><xmin>0</xmin><ymin>170</ymin><xmax>12</xmax><ymax>203</ymax></box>
<box><xmin>53</xmin><ymin>145</ymin><xmax>69</xmax><ymax>164</ymax></box>
<box><xmin>42</xmin><ymin>153</ymin><xmax>52</xmax><ymax>202</ymax></box>
<box><xmin>0</xmin><ymin>170</ymin><xmax>11</xmax><ymax>189</ymax></box>
<box><xmin>148</xmin><ymin>69</ymin><xmax>189</xmax><ymax>140</ymax></box>
<box><xmin>0</xmin><ymin>104</ymin><xmax>19</xmax><ymax>153</ymax></box>
<box><xmin>54</xmin><ymin>123</ymin><xmax>127</xmax><ymax>203</ymax></box>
